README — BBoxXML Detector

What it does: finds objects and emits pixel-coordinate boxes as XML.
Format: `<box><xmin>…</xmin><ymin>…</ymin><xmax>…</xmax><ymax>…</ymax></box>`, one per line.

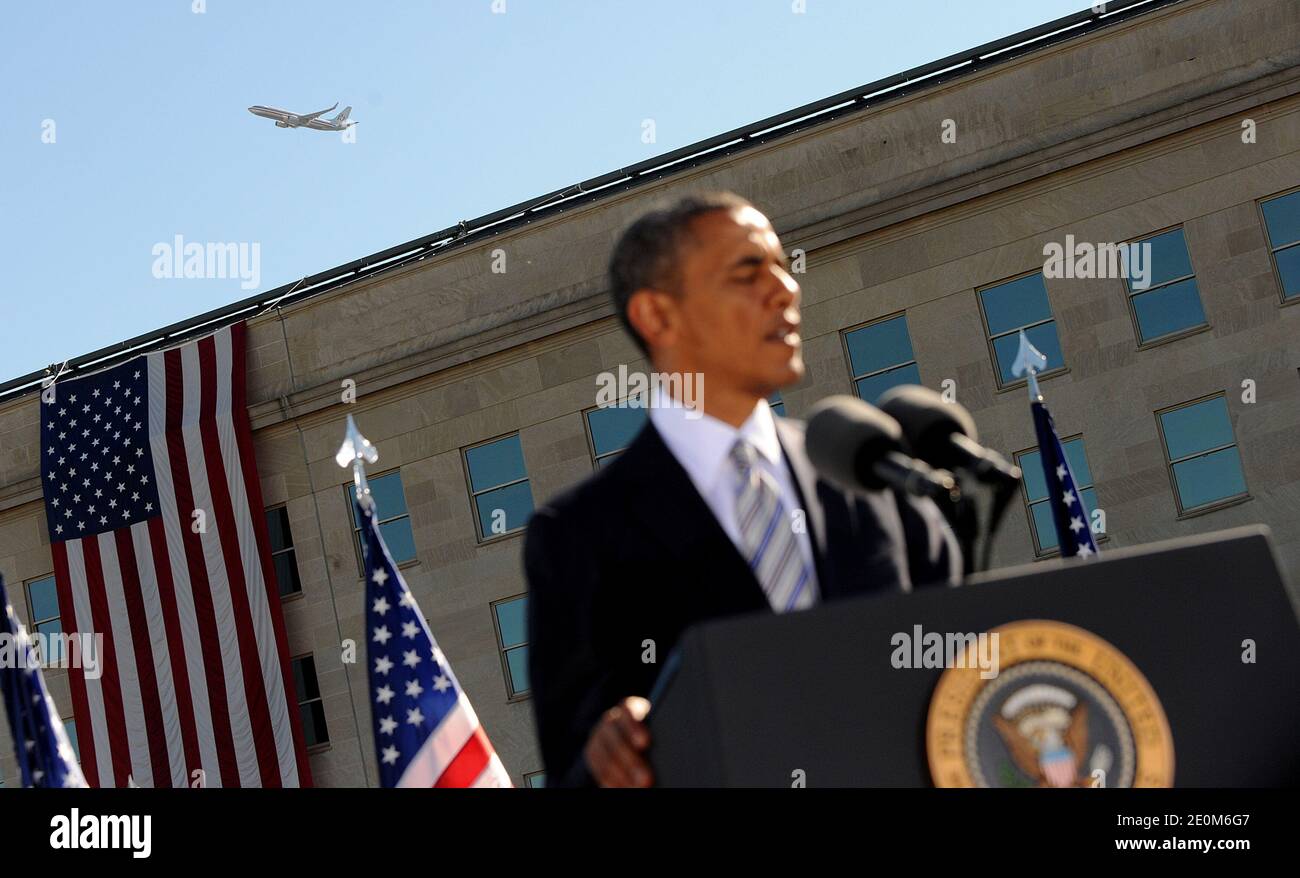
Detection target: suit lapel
<box><xmin>621</xmin><ymin>423</ymin><xmax>770</xmax><ymax>614</ymax></box>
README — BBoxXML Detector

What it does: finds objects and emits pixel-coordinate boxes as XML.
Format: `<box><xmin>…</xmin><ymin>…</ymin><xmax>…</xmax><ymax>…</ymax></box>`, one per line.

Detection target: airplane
<box><xmin>247</xmin><ymin>102</ymin><xmax>356</xmax><ymax>131</ymax></box>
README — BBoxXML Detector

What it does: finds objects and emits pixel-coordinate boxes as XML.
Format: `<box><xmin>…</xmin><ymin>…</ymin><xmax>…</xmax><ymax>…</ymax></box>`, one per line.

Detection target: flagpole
<box><xmin>335</xmin><ymin>414</ymin><xmax>379</xmax><ymax>513</ymax></box>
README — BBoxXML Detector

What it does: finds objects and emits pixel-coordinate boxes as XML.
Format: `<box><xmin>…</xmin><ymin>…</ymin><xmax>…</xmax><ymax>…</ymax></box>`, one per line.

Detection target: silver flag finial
<box><xmin>1011</xmin><ymin>329</ymin><xmax>1048</xmax><ymax>401</ymax></box>
<box><xmin>336</xmin><ymin>414</ymin><xmax>379</xmax><ymax>511</ymax></box>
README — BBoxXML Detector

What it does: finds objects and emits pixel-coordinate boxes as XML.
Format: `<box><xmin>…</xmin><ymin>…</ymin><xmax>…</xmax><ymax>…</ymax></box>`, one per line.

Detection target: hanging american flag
<box><xmin>357</xmin><ymin>494</ymin><xmax>511</xmax><ymax>787</ymax></box>
<box><xmin>0</xmin><ymin>574</ymin><xmax>88</xmax><ymax>788</ymax></box>
<box><xmin>39</xmin><ymin>321</ymin><xmax>312</xmax><ymax>787</ymax></box>
<box><xmin>1029</xmin><ymin>398</ymin><xmax>1100</xmax><ymax>559</ymax></box>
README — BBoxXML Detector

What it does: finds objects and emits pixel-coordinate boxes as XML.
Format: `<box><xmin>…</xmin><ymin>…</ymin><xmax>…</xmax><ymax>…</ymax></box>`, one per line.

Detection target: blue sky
<box><xmin>1</xmin><ymin>0</ymin><xmax>1089</xmax><ymax>382</ymax></box>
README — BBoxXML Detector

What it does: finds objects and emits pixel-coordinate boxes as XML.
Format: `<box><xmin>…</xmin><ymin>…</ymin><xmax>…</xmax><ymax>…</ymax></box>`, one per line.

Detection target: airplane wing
<box><xmin>298</xmin><ymin>102</ymin><xmax>339</xmax><ymax>122</ymax></box>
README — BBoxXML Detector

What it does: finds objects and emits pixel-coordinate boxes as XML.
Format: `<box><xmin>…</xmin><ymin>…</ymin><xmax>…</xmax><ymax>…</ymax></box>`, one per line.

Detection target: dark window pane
<box><xmin>475</xmin><ymin>481</ymin><xmax>535</xmax><ymax>537</ymax></box>
<box><xmin>1173</xmin><ymin>447</ymin><xmax>1247</xmax><ymax>510</ymax></box>
<box><xmin>293</xmin><ymin>656</ymin><xmax>321</xmax><ymax>701</ymax></box>
<box><xmin>274</xmin><ymin>552</ymin><xmax>302</xmax><ymax>597</ymax></box>
<box><xmin>495</xmin><ymin>597</ymin><xmax>528</xmax><ymax>648</ymax></box>
<box><xmin>768</xmin><ymin>393</ymin><xmax>785</xmax><ymax>418</ymax></box>
<box><xmin>28</xmin><ymin>576</ymin><xmax>60</xmax><ymax>622</ymax></box>
<box><xmin>854</xmin><ymin>363</ymin><xmax>921</xmax><ymax>405</ymax></box>
<box><xmin>1132</xmin><ymin>279</ymin><xmax>1206</xmax><ymax>342</ymax></box>
<box><xmin>526</xmin><ymin>772</ymin><xmax>546</xmax><ymax>788</ymax></box>
<box><xmin>466</xmin><ymin>435</ymin><xmax>527</xmax><ymax>492</ymax></box>
<box><xmin>587</xmin><ymin>406</ymin><xmax>648</xmax><ymax>458</ymax></box>
<box><xmin>1133</xmin><ymin>229</ymin><xmax>1194</xmax><ymax>288</ymax></box>
<box><xmin>64</xmin><ymin>719</ymin><xmax>79</xmax><ymax>761</ymax></box>
<box><xmin>350</xmin><ymin>471</ymin><xmax>409</xmax><ymax>527</ymax></box>
<box><xmin>1262</xmin><ymin>190</ymin><xmax>1300</xmax><ymax>247</ymax></box>
<box><xmin>505</xmin><ymin>645</ymin><xmax>530</xmax><ymax>695</ymax></box>
<box><xmin>597</xmin><ymin>452</ymin><xmax>621</xmax><ymax>469</ymax></box>
<box><xmin>1029</xmin><ymin>501</ymin><xmax>1058</xmax><ymax>553</ymax></box>
<box><xmin>378</xmin><ymin>518</ymin><xmax>417</xmax><ymax>564</ymax></box>
<box><xmin>34</xmin><ymin>619</ymin><xmax>65</xmax><ymax>665</ymax></box>
<box><xmin>1080</xmin><ymin>487</ymin><xmax>1100</xmax><ymax>529</ymax></box>
<box><xmin>1160</xmin><ymin>397</ymin><xmax>1234</xmax><ymax>460</ymax></box>
<box><xmin>981</xmin><ymin>274</ymin><xmax>1052</xmax><ymax>337</ymax></box>
<box><xmin>1062</xmin><ymin>438</ymin><xmax>1093</xmax><ymax>488</ymax></box>
<box><xmin>992</xmin><ymin>321</ymin><xmax>1063</xmax><ymax>384</ymax></box>
<box><xmin>300</xmin><ymin>701</ymin><xmax>329</xmax><ymax>747</ymax></box>
<box><xmin>1020</xmin><ymin>450</ymin><xmax>1046</xmax><ymax>502</ymax></box>
<box><xmin>265</xmin><ymin>507</ymin><xmax>293</xmax><ymax>553</ymax></box>
<box><xmin>845</xmin><ymin>316</ymin><xmax>915</xmax><ymax>378</ymax></box>
<box><xmin>1274</xmin><ymin>244</ymin><xmax>1300</xmax><ymax>300</ymax></box>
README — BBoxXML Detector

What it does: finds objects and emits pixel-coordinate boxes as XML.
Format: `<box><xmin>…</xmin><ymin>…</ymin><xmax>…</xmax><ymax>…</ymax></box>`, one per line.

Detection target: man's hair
<box><xmin>607</xmin><ymin>191</ymin><xmax>755</xmax><ymax>356</ymax></box>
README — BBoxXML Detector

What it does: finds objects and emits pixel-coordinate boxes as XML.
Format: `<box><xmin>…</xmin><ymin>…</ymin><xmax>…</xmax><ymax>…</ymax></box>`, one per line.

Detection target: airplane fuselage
<box><xmin>247</xmin><ymin>103</ymin><xmax>354</xmax><ymax>132</ymax></box>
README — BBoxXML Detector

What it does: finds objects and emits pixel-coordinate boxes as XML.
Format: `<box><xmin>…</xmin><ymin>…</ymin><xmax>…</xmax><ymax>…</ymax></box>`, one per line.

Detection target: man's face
<box><xmin>662</xmin><ymin>206</ymin><xmax>804</xmax><ymax>399</ymax></box>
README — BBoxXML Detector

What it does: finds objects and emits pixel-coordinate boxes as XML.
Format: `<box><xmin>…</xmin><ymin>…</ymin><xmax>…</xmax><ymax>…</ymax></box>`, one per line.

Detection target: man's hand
<box><xmin>584</xmin><ymin>696</ymin><xmax>653</xmax><ymax>787</ymax></box>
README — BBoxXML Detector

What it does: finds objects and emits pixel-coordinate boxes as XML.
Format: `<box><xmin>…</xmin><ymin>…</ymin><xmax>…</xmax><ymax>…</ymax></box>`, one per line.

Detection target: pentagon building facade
<box><xmin>1</xmin><ymin>0</ymin><xmax>1297</xmax><ymax>786</ymax></box>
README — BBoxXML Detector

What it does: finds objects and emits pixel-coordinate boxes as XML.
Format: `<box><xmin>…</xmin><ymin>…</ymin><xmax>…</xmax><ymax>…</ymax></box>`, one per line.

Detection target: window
<box><xmin>265</xmin><ymin>506</ymin><xmax>302</xmax><ymax>597</ymax></box>
<box><xmin>348</xmin><ymin>471</ymin><xmax>417</xmax><ymax>571</ymax></box>
<box><xmin>768</xmin><ymin>392</ymin><xmax>786</xmax><ymax>418</ymax></box>
<box><xmin>843</xmin><ymin>314</ymin><xmax>921</xmax><ymax>403</ymax></box>
<box><xmin>978</xmin><ymin>273</ymin><xmax>1065</xmax><ymax>387</ymax></box>
<box><xmin>585</xmin><ymin>404</ymin><xmax>648</xmax><ymax>468</ymax></box>
<box><xmin>464</xmin><ymin>434</ymin><xmax>534</xmax><ymax>540</ymax></box>
<box><xmin>64</xmin><ymin>718</ymin><xmax>80</xmax><ymax>763</ymax></box>
<box><xmin>292</xmin><ymin>654</ymin><xmax>329</xmax><ymax>748</ymax></box>
<box><xmin>25</xmin><ymin>575</ymin><xmax>64</xmax><ymax>664</ymax></box>
<box><xmin>1014</xmin><ymin>437</ymin><xmax>1099</xmax><ymax>557</ymax></box>
<box><xmin>524</xmin><ymin>770</ymin><xmax>546</xmax><ymax>788</ymax></box>
<box><xmin>1124</xmin><ymin>228</ymin><xmax>1207</xmax><ymax>344</ymax></box>
<box><xmin>491</xmin><ymin>595</ymin><xmax>530</xmax><ymax>700</ymax></box>
<box><xmin>1261</xmin><ymin>189</ymin><xmax>1300</xmax><ymax>301</ymax></box>
<box><xmin>1157</xmin><ymin>395</ymin><xmax>1248</xmax><ymax>514</ymax></box>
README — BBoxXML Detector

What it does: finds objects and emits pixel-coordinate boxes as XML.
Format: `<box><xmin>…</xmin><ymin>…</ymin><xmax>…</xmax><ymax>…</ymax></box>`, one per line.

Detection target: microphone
<box><xmin>877</xmin><ymin>385</ymin><xmax>1021</xmax><ymax>486</ymax></box>
<box><xmin>805</xmin><ymin>396</ymin><xmax>957</xmax><ymax>500</ymax></box>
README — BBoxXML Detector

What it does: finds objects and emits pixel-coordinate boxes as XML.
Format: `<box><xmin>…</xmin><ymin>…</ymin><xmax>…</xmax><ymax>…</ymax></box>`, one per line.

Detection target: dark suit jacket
<box><xmin>523</xmin><ymin>416</ymin><xmax>960</xmax><ymax>786</ymax></box>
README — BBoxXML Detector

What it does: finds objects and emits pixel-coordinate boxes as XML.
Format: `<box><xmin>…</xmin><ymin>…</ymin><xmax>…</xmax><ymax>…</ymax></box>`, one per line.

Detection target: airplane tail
<box><xmin>334</xmin><ymin>106</ymin><xmax>352</xmax><ymax>123</ymax></box>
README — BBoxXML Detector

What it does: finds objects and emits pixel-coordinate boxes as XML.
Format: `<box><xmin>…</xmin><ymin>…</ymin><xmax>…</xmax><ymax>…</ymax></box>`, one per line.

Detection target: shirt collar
<box><xmin>648</xmin><ymin>385</ymin><xmax>783</xmax><ymax>493</ymax></box>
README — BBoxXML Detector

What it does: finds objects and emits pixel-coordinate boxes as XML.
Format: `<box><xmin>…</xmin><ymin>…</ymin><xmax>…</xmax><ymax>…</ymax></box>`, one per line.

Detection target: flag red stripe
<box><xmin>196</xmin><ymin>335</ymin><xmax>280</xmax><ymax>787</ymax></box>
<box><xmin>227</xmin><ymin>322</ymin><xmax>313</xmax><ymax>786</ymax></box>
<box><xmin>79</xmin><ymin>537</ymin><xmax>132</xmax><ymax>786</ymax></box>
<box><xmin>164</xmin><ymin>346</ymin><xmax>240</xmax><ymax>786</ymax></box>
<box><xmin>112</xmin><ymin>528</ymin><xmax>172</xmax><ymax>785</ymax></box>
<box><xmin>146</xmin><ymin>516</ymin><xmax>203</xmax><ymax>783</ymax></box>
<box><xmin>433</xmin><ymin>725</ymin><xmax>492</xmax><ymax>788</ymax></box>
<box><xmin>52</xmin><ymin>541</ymin><xmax>99</xmax><ymax>787</ymax></box>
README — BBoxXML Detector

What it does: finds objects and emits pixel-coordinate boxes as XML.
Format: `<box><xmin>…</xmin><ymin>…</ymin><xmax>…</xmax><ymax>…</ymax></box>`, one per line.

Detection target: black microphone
<box><xmin>805</xmin><ymin>396</ymin><xmax>957</xmax><ymax>500</ymax></box>
<box><xmin>877</xmin><ymin>385</ymin><xmax>1021</xmax><ymax>486</ymax></box>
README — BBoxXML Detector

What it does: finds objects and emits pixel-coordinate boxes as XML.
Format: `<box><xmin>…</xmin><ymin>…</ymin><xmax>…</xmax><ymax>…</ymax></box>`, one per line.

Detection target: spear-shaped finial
<box><xmin>1011</xmin><ymin>329</ymin><xmax>1049</xmax><ymax>402</ymax></box>
<box><xmin>336</xmin><ymin>414</ymin><xmax>379</xmax><ymax>511</ymax></box>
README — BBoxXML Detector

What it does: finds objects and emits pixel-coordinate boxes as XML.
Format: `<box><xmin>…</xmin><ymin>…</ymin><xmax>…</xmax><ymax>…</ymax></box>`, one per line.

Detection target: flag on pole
<box><xmin>1013</xmin><ymin>330</ymin><xmax>1099</xmax><ymax>559</ymax></box>
<box><xmin>0</xmin><ymin>574</ymin><xmax>88</xmax><ymax>787</ymax></box>
<box><xmin>346</xmin><ymin>419</ymin><xmax>511</xmax><ymax>787</ymax></box>
<box><xmin>38</xmin><ymin>322</ymin><xmax>312</xmax><ymax>787</ymax></box>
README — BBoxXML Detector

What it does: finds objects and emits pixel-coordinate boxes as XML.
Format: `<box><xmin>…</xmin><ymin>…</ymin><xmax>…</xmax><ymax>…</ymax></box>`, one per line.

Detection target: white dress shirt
<box><xmin>648</xmin><ymin>388</ymin><xmax>820</xmax><ymax>608</ymax></box>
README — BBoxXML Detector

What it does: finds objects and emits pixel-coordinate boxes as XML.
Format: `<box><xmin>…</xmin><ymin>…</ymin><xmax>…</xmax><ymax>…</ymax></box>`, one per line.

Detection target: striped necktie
<box><xmin>729</xmin><ymin>439</ymin><xmax>816</xmax><ymax>612</ymax></box>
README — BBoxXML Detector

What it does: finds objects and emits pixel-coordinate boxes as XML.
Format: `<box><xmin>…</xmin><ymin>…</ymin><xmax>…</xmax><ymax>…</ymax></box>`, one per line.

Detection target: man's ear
<box><xmin>626</xmin><ymin>288</ymin><xmax>677</xmax><ymax>353</ymax></box>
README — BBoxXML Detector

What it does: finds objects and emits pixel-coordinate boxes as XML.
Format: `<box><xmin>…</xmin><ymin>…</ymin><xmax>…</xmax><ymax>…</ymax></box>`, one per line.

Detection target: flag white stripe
<box><xmin>129</xmin><ymin>520</ymin><xmax>188</xmax><ymax>787</ymax></box>
<box><xmin>62</xmin><ymin>539</ymin><xmax>114</xmax><ymax>787</ymax></box>
<box><xmin>470</xmin><ymin>754</ymin><xmax>512</xmax><ymax>788</ymax></box>
<box><xmin>147</xmin><ymin>350</ymin><xmax>223</xmax><ymax>785</ymax></box>
<box><xmin>211</xmin><ymin>328</ymin><xmax>299</xmax><ymax>786</ymax></box>
<box><xmin>396</xmin><ymin>699</ymin><xmax>475</xmax><ymax>788</ymax></box>
<box><xmin>95</xmin><ymin>531</ymin><xmax>153</xmax><ymax>787</ymax></box>
<box><xmin>178</xmin><ymin>340</ymin><xmax>259</xmax><ymax>787</ymax></box>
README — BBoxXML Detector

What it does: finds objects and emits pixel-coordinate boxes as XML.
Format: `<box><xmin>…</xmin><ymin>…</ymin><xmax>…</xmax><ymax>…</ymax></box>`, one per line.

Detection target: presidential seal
<box><xmin>926</xmin><ymin>620</ymin><xmax>1174</xmax><ymax>788</ymax></box>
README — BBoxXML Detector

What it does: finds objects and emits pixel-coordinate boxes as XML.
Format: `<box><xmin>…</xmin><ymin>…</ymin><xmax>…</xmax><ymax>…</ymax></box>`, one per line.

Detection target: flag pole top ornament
<box><xmin>336</xmin><ymin>414</ymin><xmax>379</xmax><ymax>512</ymax></box>
<box><xmin>1011</xmin><ymin>330</ymin><xmax>1049</xmax><ymax>401</ymax></box>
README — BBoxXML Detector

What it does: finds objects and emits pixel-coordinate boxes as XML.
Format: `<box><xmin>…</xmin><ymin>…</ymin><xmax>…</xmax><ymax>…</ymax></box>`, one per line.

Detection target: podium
<box><xmin>647</xmin><ymin>526</ymin><xmax>1300</xmax><ymax>787</ymax></box>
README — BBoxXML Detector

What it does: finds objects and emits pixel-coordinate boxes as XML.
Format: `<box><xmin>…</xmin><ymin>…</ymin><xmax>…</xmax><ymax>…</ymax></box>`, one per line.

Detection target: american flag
<box><xmin>1030</xmin><ymin>399</ymin><xmax>1100</xmax><ymax>559</ymax></box>
<box><xmin>0</xmin><ymin>574</ymin><xmax>88</xmax><ymax>788</ymax></box>
<box><xmin>357</xmin><ymin>494</ymin><xmax>511</xmax><ymax>787</ymax></box>
<box><xmin>39</xmin><ymin>322</ymin><xmax>312</xmax><ymax>787</ymax></box>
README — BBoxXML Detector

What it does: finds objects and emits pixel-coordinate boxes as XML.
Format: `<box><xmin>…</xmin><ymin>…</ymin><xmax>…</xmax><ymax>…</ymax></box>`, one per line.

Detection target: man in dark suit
<box><xmin>524</xmin><ymin>191</ymin><xmax>960</xmax><ymax>787</ymax></box>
